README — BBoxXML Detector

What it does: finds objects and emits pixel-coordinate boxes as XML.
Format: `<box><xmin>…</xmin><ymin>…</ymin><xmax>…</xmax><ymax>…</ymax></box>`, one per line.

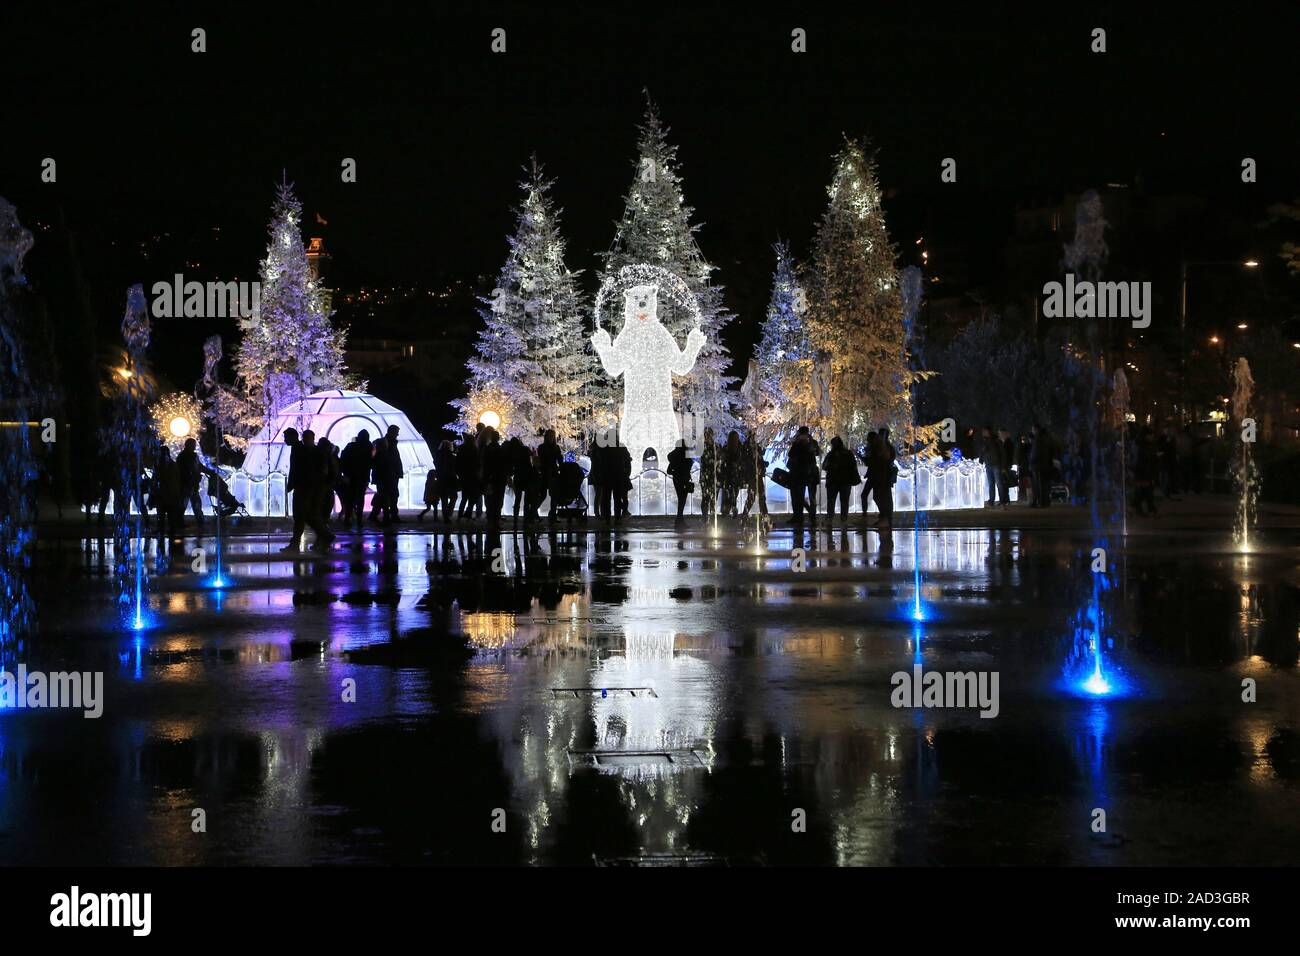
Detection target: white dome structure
<box><xmin>232</xmin><ymin>389</ymin><xmax>435</xmax><ymax>516</ymax></box>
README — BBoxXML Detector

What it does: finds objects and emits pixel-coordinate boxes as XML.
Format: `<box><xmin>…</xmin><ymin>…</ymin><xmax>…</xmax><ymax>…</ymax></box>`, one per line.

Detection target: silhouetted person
<box><xmin>786</xmin><ymin>426</ymin><xmax>819</xmax><ymax>523</ymax></box>
<box><xmin>740</xmin><ymin>433</ymin><xmax>768</xmax><ymax>518</ymax></box>
<box><xmin>666</xmin><ymin>440</ymin><xmax>694</xmax><ymax>518</ymax></box>
<box><xmin>151</xmin><ymin>443</ymin><xmax>184</xmax><ymax>540</ymax></box>
<box><xmin>481</xmin><ymin>428</ymin><xmax>509</xmax><ymax>523</ymax></box>
<box><xmin>982</xmin><ymin>425</ymin><xmax>1005</xmax><ymax>507</ymax></box>
<box><xmin>588</xmin><ymin>435</ymin><xmax>611</xmax><ymax>520</ymax></box>
<box><xmin>280</xmin><ymin>428</ymin><xmax>303</xmax><ymax>550</ymax></box>
<box><xmin>418</xmin><ymin>468</ymin><xmax>438</xmax><ymax>520</ymax></box>
<box><xmin>176</xmin><ymin>437</ymin><xmax>205</xmax><ymax>526</ymax></box>
<box><xmin>318</xmin><ymin>436</ymin><xmax>340</xmax><ymax>522</ymax></box>
<box><xmin>503</xmin><ymin>436</ymin><xmax>531</xmax><ymax>522</ymax></box>
<box><xmin>339</xmin><ymin>429</ymin><xmax>373</xmax><ymax>529</ymax></box>
<box><xmin>455</xmin><ymin>435</ymin><xmax>481</xmax><ymax>519</ymax></box>
<box><xmin>864</xmin><ymin>431</ymin><xmax>894</xmax><ymax>529</ymax></box>
<box><xmin>371</xmin><ymin>425</ymin><xmax>402</xmax><ymax>524</ymax></box>
<box><xmin>285</xmin><ymin>429</ymin><xmax>333</xmax><ymax>550</ymax></box>
<box><xmin>611</xmin><ymin>440</ymin><xmax>632</xmax><ymax>518</ymax></box>
<box><xmin>537</xmin><ymin>429</ymin><xmax>562</xmax><ymax>519</ymax></box>
<box><xmin>699</xmin><ymin>427</ymin><xmax>718</xmax><ymax>518</ymax></box>
<box><xmin>721</xmin><ymin>430</ymin><xmax>744</xmax><ymax>516</ymax></box>
<box><xmin>822</xmin><ymin>435</ymin><xmax>860</xmax><ymax>521</ymax></box>
<box><xmin>433</xmin><ymin>439</ymin><xmax>459</xmax><ymax>521</ymax></box>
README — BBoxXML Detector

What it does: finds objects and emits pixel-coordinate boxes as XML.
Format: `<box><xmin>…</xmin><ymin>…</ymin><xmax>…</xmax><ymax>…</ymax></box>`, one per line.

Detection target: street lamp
<box><xmin>1178</xmin><ymin>258</ymin><xmax>1260</xmax><ymax>424</ymax></box>
<box><xmin>1180</xmin><ymin>258</ymin><xmax>1260</xmax><ymax>334</ymax></box>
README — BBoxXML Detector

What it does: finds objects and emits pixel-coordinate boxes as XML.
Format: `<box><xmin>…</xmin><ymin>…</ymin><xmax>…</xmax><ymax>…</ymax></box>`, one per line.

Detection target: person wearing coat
<box><xmin>455</xmin><ymin>435</ymin><xmax>482</xmax><ymax>519</ymax></box>
<box><xmin>317</xmin><ymin>437</ymin><xmax>341</xmax><ymax>522</ymax></box>
<box><xmin>503</xmin><ymin>436</ymin><xmax>532</xmax><ymax>522</ymax></box>
<box><xmin>720</xmin><ymin>430</ymin><xmax>745</xmax><ymax>516</ymax></box>
<box><xmin>537</xmin><ymin>429</ymin><xmax>563</xmax><ymax>519</ymax></box>
<box><xmin>785</xmin><ymin>426</ymin><xmax>820</xmax><ymax>523</ymax></box>
<box><xmin>981</xmin><ymin>425</ymin><xmax>1005</xmax><ymax>507</ymax></box>
<box><xmin>666</xmin><ymin>440</ymin><xmax>694</xmax><ymax>518</ymax></box>
<box><xmin>339</xmin><ymin>430</ymin><xmax>373</xmax><ymax>530</ymax></box>
<box><xmin>481</xmin><ymin>428</ymin><xmax>510</xmax><ymax>523</ymax></box>
<box><xmin>433</xmin><ymin>439</ymin><xmax>459</xmax><ymax>522</ymax></box>
<box><xmin>151</xmin><ymin>442</ymin><xmax>184</xmax><ymax>540</ymax></box>
<box><xmin>698</xmin><ymin>427</ymin><xmax>719</xmax><ymax>518</ymax></box>
<box><xmin>739</xmin><ymin>433</ymin><xmax>768</xmax><ymax>518</ymax></box>
<box><xmin>822</xmin><ymin>435</ymin><xmax>861</xmax><ymax>521</ymax></box>
<box><xmin>587</xmin><ymin>435</ymin><xmax>610</xmax><ymax>520</ymax></box>
<box><xmin>370</xmin><ymin>426</ymin><xmax>403</xmax><ymax>524</ymax></box>
<box><xmin>175</xmin><ymin>438</ymin><xmax>205</xmax><ymax>527</ymax></box>
<box><xmin>862</xmin><ymin>431</ymin><xmax>895</xmax><ymax>529</ymax></box>
<box><xmin>610</xmin><ymin>441</ymin><xmax>633</xmax><ymax>519</ymax></box>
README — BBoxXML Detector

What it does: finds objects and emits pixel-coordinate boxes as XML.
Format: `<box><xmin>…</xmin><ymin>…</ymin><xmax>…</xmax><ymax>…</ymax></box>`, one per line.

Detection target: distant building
<box><xmin>305</xmin><ymin>235</ymin><xmax>334</xmax><ymax>313</ymax></box>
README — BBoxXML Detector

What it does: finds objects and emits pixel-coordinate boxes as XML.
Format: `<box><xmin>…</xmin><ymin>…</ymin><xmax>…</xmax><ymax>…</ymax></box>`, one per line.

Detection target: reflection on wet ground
<box><xmin>2</xmin><ymin>525</ymin><xmax>1298</xmax><ymax>865</ymax></box>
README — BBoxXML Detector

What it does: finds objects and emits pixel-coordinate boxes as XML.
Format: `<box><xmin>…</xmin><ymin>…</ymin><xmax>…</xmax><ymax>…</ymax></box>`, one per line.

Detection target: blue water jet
<box><xmin>0</xmin><ymin>200</ymin><xmax>37</xmax><ymax>646</ymax></box>
<box><xmin>111</xmin><ymin>285</ymin><xmax>155</xmax><ymax>631</ymax></box>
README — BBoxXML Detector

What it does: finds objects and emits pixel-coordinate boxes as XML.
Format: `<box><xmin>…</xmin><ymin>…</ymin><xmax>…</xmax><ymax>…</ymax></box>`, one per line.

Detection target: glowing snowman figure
<box><xmin>591</xmin><ymin>283</ymin><xmax>706</xmax><ymax>468</ymax></box>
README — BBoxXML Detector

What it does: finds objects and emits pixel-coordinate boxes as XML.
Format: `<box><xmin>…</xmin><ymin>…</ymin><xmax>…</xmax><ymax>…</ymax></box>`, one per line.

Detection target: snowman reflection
<box><xmin>591</xmin><ymin>283</ymin><xmax>706</xmax><ymax>469</ymax></box>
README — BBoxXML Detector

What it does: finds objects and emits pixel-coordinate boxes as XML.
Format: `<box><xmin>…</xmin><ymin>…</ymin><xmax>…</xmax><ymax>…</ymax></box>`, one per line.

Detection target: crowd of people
<box><xmin>407</xmin><ymin>422</ymin><xmax>907</xmax><ymax>531</ymax></box>
<box><xmin>770</xmin><ymin>425</ymin><xmax>900</xmax><ymax>527</ymax></box>
<box><xmin>974</xmin><ymin>424</ymin><xmax>1057</xmax><ymax>508</ymax></box>
<box><xmin>282</xmin><ymin>423</ymin><xmax>405</xmax><ymax>550</ymax></box>
<box><xmin>85</xmin><ymin>436</ymin><xmax>241</xmax><ymax>537</ymax></box>
<box><xmin>972</xmin><ymin>421</ymin><xmax>1214</xmax><ymax>514</ymax></box>
<box><xmin>82</xmin><ymin>415</ymin><xmax>1218</xmax><ymax>549</ymax></box>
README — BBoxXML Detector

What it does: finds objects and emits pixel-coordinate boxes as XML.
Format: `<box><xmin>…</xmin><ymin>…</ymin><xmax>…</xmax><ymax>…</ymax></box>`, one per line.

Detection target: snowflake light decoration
<box><xmin>151</xmin><ymin>391</ymin><xmax>203</xmax><ymax>454</ymax></box>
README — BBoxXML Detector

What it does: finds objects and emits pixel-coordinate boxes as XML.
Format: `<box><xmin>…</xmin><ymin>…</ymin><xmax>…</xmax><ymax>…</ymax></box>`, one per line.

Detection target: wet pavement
<box><xmin>3</xmin><ymin>518</ymin><xmax>1298</xmax><ymax>865</ymax></box>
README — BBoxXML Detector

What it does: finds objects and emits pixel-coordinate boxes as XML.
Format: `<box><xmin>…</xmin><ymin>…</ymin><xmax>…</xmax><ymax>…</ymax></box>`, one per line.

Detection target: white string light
<box><xmin>594</xmin><ymin>264</ymin><xmax>701</xmax><ymax>331</ymax></box>
<box><xmin>591</xmin><ymin>268</ymin><xmax>705</xmax><ymax>467</ymax></box>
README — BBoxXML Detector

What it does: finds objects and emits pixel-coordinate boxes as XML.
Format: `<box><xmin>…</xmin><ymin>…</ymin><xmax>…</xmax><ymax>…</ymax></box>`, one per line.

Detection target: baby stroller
<box><xmin>549</xmin><ymin>460</ymin><xmax>589</xmax><ymax>521</ymax></box>
<box><xmin>207</xmin><ymin>470</ymin><xmax>248</xmax><ymax>519</ymax></box>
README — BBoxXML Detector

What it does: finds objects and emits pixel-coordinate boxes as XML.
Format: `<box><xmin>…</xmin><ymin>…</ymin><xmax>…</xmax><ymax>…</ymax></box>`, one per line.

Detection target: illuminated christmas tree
<box><xmin>753</xmin><ymin>240</ymin><xmax>814</xmax><ymax>447</ymax></box>
<box><xmin>225</xmin><ymin>182</ymin><xmax>348</xmax><ymax>443</ymax></box>
<box><xmin>598</xmin><ymin>98</ymin><xmax>738</xmax><ymax>436</ymax></box>
<box><xmin>806</xmin><ymin>140</ymin><xmax>918</xmax><ymax>447</ymax></box>
<box><xmin>453</xmin><ymin>159</ymin><xmax>597</xmax><ymax>447</ymax></box>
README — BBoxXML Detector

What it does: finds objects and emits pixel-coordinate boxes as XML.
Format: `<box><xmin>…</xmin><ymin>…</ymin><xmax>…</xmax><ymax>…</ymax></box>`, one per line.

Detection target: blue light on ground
<box><xmin>1054</xmin><ymin>556</ymin><xmax>1135</xmax><ymax>699</ymax></box>
<box><xmin>901</xmin><ymin>593</ymin><xmax>934</xmax><ymax>624</ymax></box>
<box><xmin>127</xmin><ymin>605</ymin><xmax>156</xmax><ymax>632</ymax></box>
<box><xmin>1080</xmin><ymin>666</ymin><xmax>1111</xmax><ymax>697</ymax></box>
<box><xmin>1057</xmin><ymin>657</ymin><xmax>1134</xmax><ymax>699</ymax></box>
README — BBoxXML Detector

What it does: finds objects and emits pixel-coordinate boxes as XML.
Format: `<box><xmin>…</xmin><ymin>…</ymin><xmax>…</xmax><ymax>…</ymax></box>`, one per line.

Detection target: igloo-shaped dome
<box><xmin>240</xmin><ymin>389</ymin><xmax>434</xmax><ymax>478</ymax></box>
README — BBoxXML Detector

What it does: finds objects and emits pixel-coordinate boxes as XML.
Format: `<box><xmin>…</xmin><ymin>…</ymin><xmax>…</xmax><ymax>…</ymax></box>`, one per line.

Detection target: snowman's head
<box><xmin>624</xmin><ymin>284</ymin><xmax>659</xmax><ymax>323</ymax></box>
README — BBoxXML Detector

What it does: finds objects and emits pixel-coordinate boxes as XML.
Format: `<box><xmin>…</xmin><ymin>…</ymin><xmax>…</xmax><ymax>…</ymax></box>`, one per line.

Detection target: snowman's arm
<box><xmin>671</xmin><ymin>328</ymin><xmax>706</xmax><ymax>376</ymax></box>
<box><xmin>591</xmin><ymin>329</ymin><xmax>627</xmax><ymax>378</ymax></box>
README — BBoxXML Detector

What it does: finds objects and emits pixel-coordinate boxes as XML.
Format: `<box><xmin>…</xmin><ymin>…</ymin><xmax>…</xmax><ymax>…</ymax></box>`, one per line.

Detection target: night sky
<box><xmin>4</xmin><ymin>1</ymin><xmax>1297</xmax><ymax>404</ymax></box>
